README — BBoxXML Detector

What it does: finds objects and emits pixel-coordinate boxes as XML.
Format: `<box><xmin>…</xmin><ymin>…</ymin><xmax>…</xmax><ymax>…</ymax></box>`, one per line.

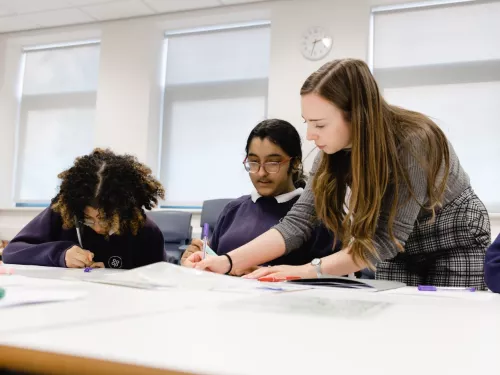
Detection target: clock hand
<box><xmin>311</xmin><ymin>39</ymin><xmax>319</xmax><ymax>56</ymax></box>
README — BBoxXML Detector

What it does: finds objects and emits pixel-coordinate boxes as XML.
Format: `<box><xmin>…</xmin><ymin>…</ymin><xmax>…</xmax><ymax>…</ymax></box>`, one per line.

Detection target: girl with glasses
<box><xmin>3</xmin><ymin>149</ymin><xmax>166</xmax><ymax>269</ymax></box>
<box><xmin>181</xmin><ymin>119</ymin><xmax>338</xmax><ymax>274</ymax></box>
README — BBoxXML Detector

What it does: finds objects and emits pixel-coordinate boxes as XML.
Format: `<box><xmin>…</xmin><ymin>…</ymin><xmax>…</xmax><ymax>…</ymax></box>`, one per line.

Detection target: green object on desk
<box><xmin>0</xmin><ymin>287</ymin><xmax>5</xmax><ymax>299</ymax></box>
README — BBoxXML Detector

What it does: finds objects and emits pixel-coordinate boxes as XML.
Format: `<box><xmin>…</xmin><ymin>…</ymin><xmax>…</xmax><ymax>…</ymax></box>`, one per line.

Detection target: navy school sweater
<box><xmin>210</xmin><ymin>193</ymin><xmax>339</xmax><ymax>266</ymax></box>
<box><xmin>3</xmin><ymin>208</ymin><xmax>166</xmax><ymax>269</ymax></box>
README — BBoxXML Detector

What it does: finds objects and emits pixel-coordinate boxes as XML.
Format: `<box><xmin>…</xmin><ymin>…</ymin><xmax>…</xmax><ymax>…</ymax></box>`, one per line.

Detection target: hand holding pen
<box><xmin>65</xmin><ymin>246</ymin><xmax>94</xmax><ymax>268</ymax></box>
<box><xmin>180</xmin><ymin>239</ymin><xmax>204</xmax><ymax>266</ymax></box>
<box><xmin>64</xmin><ymin>246</ymin><xmax>104</xmax><ymax>269</ymax></box>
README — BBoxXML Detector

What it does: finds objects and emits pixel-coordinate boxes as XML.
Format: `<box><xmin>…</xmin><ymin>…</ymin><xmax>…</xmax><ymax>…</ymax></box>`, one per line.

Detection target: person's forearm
<box><xmin>320</xmin><ymin>248</ymin><xmax>367</xmax><ymax>276</ymax></box>
<box><xmin>228</xmin><ymin>229</ymin><xmax>286</xmax><ymax>270</ymax></box>
<box><xmin>2</xmin><ymin>241</ymin><xmax>73</xmax><ymax>267</ymax></box>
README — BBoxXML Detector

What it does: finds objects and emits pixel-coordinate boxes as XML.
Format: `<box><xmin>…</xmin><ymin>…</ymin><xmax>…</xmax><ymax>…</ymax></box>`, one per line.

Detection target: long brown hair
<box><xmin>303</xmin><ymin>59</ymin><xmax>450</xmax><ymax>267</ymax></box>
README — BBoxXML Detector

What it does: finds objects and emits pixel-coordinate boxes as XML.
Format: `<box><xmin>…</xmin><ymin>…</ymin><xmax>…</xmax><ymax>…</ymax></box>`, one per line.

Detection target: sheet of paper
<box><xmin>385</xmin><ymin>287</ymin><xmax>495</xmax><ymax>301</ymax></box>
<box><xmin>83</xmin><ymin>262</ymin><xmax>311</xmax><ymax>294</ymax></box>
<box><xmin>1</xmin><ymin>265</ymin><xmax>124</xmax><ymax>283</ymax></box>
<box><xmin>285</xmin><ymin>277</ymin><xmax>406</xmax><ymax>292</ymax></box>
<box><xmin>0</xmin><ymin>287</ymin><xmax>87</xmax><ymax>308</ymax></box>
<box><xmin>0</xmin><ymin>275</ymin><xmax>42</xmax><ymax>287</ymax></box>
<box><xmin>220</xmin><ymin>293</ymin><xmax>391</xmax><ymax>318</ymax></box>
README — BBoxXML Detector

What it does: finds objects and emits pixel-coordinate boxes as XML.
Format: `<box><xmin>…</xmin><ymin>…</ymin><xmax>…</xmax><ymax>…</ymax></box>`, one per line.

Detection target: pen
<box><xmin>258</xmin><ymin>276</ymin><xmax>301</xmax><ymax>282</ymax></box>
<box><xmin>74</xmin><ymin>216</ymin><xmax>83</xmax><ymax>248</ymax></box>
<box><xmin>202</xmin><ymin>223</ymin><xmax>209</xmax><ymax>260</ymax></box>
<box><xmin>418</xmin><ymin>285</ymin><xmax>476</xmax><ymax>292</ymax></box>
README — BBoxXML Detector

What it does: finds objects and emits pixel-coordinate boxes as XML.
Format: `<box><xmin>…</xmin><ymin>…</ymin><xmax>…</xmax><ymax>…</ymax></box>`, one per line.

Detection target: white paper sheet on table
<box><xmin>220</xmin><ymin>293</ymin><xmax>391</xmax><ymax>318</ymax></box>
<box><xmin>0</xmin><ymin>287</ymin><xmax>87</xmax><ymax>308</ymax></box>
<box><xmin>385</xmin><ymin>287</ymin><xmax>495</xmax><ymax>301</ymax></box>
<box><xmin>0</xmin><ymin>275</ymin><xmax>41</xmax><ymax>287</ymax></box>
<box><xmin>82</xmin><ymin>262</ymin><xmax>311</xmax><ymax>294</ymax></box>
<box><xmin>1</xmin><ymin>265</ymin><xmax>125</xmax><ymax>282</ymax></box>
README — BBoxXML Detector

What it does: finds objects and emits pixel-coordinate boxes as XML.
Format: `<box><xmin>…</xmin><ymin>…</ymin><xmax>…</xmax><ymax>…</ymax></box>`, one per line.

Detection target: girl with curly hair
<box><xmin>3</xmin><ymin>149</ymin><xmax>166</xmax><ymax>269</ymax></box>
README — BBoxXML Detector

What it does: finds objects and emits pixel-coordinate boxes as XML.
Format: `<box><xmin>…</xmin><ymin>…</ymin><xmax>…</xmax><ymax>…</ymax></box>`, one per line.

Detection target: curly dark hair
<box><xmin>51</xmin><ymin>148</ymin><xmax>165</xmax><ymax>235</ymax></box>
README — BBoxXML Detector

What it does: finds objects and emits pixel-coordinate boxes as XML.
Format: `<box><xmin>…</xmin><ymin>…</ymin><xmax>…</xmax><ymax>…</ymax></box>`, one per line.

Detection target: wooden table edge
<box><xmin>0</xmin><ymin>344</ymin><xmax>197</xmax><ymax>375</ymax></box>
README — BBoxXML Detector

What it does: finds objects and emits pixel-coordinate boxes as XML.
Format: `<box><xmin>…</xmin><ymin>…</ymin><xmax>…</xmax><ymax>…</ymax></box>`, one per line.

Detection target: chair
<box><xmin>147</xmin><ymin>211</ymin><xmax>193</xmax><ymax>265</ymax></box>
<box><xmin>199</xmin><ymin>199</ymin><xmax>233</xmax><ymax>239</ymax></box>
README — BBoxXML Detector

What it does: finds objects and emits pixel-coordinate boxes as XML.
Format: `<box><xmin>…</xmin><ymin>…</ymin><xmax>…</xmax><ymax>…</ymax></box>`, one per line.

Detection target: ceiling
<box><xmin>0</xmin><ymin>0</ymin><xmax>271</xmax><ymax>34</ymax></box>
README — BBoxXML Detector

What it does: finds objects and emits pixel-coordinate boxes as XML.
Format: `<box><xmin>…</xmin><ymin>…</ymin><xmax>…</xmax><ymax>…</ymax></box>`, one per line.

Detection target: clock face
<box><xmin>300</xmin><ymin>27</ymin><xmax>333</xmax><ymax>61</ymax></box>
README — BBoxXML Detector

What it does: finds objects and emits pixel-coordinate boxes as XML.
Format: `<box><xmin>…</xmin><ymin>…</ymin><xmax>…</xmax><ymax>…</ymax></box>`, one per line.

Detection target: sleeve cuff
<box><xmin>58</xmin><ymin>246</ymin><xmax>71</xmax><ymax>268</ymax></box>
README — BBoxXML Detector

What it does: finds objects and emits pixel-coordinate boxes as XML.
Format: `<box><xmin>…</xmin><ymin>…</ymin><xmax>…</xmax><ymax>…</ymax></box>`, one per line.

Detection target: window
<box><xmin>372</xmin><ymin>1</ymin><xmax>500</xmax><ymax>212</ymax></box>
<box><xmin>15</xmin><ymin>42</ymin><xmax>100</xmax><ymax>205</ymax></box>
<box><xmin>160</xmin><ymin>24</ymin><xmax>271</xmax><ymax>208</ymax></box>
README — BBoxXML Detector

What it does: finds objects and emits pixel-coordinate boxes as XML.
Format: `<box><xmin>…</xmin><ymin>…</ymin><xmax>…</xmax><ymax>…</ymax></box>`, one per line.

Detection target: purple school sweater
<box><xmin>485</xmin><ymin>234</ymin><xmax>500</xmax><ymax>292</ymax></box>
<box><xmin>210</xmin><ymin>194</ymin><xmax>337</xmax><ymax>266</ymax></box>
<box><xmin>3</xmin><ymin>208</ymin><xmax>166</xmax><ymax>269</ymax></box>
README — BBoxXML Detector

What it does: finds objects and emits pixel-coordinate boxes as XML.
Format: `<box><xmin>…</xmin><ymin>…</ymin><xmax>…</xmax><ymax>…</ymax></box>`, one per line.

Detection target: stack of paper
<box><xmin>288</xmin><ymin>277</ymin><xmax>406</xmax><ymax>292</ymax></box>
<box><xmin>83</xmin><ymin>262</ymin><xmax>310</xmax><ymax>294</ymax></box>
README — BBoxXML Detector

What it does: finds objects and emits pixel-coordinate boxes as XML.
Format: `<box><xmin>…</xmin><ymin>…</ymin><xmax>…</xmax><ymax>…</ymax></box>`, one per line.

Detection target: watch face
<box><xmin>312</xmin><ymin>258</ymin><xmax>321</xmax><ymax>266</ymax></box>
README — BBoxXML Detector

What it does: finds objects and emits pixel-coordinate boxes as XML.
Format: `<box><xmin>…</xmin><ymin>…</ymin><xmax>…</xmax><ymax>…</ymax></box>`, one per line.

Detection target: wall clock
<box><xmin>300</xmin><ymin>26</ymin><xmax>333</xmax><ymax>61</ymax></box>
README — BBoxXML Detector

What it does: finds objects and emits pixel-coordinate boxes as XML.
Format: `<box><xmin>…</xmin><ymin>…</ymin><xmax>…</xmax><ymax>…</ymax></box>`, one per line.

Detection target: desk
<box><xmin>1</xmin><ymin>265</ymin><xmax>500</xmax><ymax>375</ymax></box>
<box><xmin>0</xmin><ymin>265</ymin><xmax>254</xmax><ymax>335</ymax></box>
<box><xmin>0</xmin><ymin>345</ymin><xmax>191</xmax><ymax>375</ymax></box>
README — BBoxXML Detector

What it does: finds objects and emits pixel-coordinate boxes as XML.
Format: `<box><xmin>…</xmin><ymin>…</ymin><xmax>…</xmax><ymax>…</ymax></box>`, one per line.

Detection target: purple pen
<box><xmin>418</xmin><ymin>285</ymin><xmax>476</xmax><ymax>292</ymax></box>
<box><xmin>202</xmin><ymin>223</ymin><xmax>210</xmax><ymax>260</ymax></box>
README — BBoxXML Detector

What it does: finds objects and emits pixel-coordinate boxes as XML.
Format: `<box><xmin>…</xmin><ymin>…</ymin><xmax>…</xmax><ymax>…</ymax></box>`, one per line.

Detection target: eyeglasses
<box><xmin>82</xmin><ymin>218</ymin><xmax>108</xmax><ymax>228</ymax></box>
<box><xmin>243</xmin><ymin>157</ymin><xmax>292</xmax><ymax>174</ymax></box>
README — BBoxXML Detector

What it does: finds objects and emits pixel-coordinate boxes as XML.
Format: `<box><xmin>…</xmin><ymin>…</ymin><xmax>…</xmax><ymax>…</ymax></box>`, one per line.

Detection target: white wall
<box><xmin>94</xmin><ymin>20</ymin><xmax>164</xmax><ymax>173</ymax></box>
<box><xmin>0</xmin><ymin>37</ymin><xmax>19</xmax><ymax>209</ymax></box>
<box><xmin>268</xmin><ymin>0</ymin><xmax>372</xmax><ymax>170</ymax></box>
<box><xmin>1</xmin><ymin>0</ymin><xmax>499</xmax><ymax>241</ymax></box>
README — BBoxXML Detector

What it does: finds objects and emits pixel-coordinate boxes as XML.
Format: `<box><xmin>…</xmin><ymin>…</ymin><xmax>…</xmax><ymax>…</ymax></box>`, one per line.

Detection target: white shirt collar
<box><xmin>250</xmin><ymin>187</ymin><xmax>304</xmax><ymax>203</ymax></box>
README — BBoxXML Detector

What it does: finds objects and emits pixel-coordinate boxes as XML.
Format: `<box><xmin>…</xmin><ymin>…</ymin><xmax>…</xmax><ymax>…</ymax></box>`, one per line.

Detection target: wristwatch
<box><xmin>311</xmin><ymin>258</ymin><xmax>322</xmax><ymax>278</ymax></box>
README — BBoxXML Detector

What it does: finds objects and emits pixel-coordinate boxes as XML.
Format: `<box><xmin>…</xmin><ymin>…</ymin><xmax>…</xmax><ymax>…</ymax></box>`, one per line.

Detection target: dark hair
<box><xmin>245</xmin><ymin>119</ymin><xmax>306</xmax><ymax>188</ymax></box>
<box><xmin>51</xmin><ymin>148</ymin><xmax>165</xmax><ymax>235</ymax></box>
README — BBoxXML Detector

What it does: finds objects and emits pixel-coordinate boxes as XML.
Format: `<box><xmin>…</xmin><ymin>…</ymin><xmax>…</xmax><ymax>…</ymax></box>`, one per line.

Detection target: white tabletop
<box><xmin>0</xmin><ymin>265</ymin><xmax>254</xmax><ymax>335</ymax></box>
<box><xmin>1</xmin><ymin>264</ymin><xmax>499</xmax><ymax>375</ymax></box>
